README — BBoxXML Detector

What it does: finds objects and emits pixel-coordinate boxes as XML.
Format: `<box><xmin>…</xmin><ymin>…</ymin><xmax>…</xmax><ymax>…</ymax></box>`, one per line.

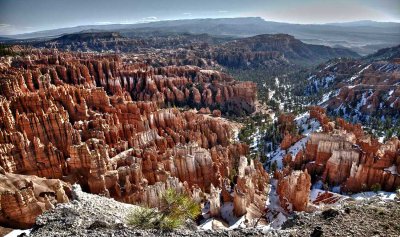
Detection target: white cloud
<box><xmin>119</xmin><ymin>20</ymin><xmax>133</xmax><ymax>24</ymax></box>
<box><xmin>256</xmin><ymin>2</ymin><xmax>393</xmax><ymax>24</ymax></box>
<box><xmin>143</xmin><ymin>16</ymin><xmax>158</xmax><ymax>20</ymax></box>
<box><xmin>183</xmin><ymin>12</ymin><xmax>192</xmax><ymax>15</ymax></box>
<box><xmin>0</xmin><ymin>24</ymin><xmax>11</xmax><ymax>28</ymax></box>
<box><xmin>0</xmin><ymin>24</ymin><xmax>17</xmax><ymax>35</ymax></box>
<box><xmin>94</xmin><ymin>21</ymin><xmax>113</xmax><ymax>25</ymax></box>
<box><xmin>218</xmin><ymin>10</ymin><xmax>229</xmax><ymax>13</ymax></box>
<box><xmin>139</xmin><ymin>16</ymin><xmax>159</xmax><ymax>23</ymax></box>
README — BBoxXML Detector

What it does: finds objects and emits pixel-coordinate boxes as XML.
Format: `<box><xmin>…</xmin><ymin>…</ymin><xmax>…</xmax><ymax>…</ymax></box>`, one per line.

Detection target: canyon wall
<box><xmin>0</xmin><ymin>168</ymin><xmax>70</xmax><ymax>228</ymax></box>
<box><xmin>294</xmin><ymin>107</ymin><xmax>400</xmax><ymax>193</ymax></box>
<box><xmin>275</xmin><ymin>106</ymin><xmax>399</xmax><ymax>212</ymax></box>
<box><xmin>0</xmin><ymin>50</ymin><xmax>265</xmax><ymax>228</ymax></box>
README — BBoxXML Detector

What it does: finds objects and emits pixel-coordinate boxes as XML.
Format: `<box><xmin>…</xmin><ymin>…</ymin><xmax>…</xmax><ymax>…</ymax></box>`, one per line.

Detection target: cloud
<box><xmin>139</xmin><ymin>16</ymin><xmax>159</xmax><ymax>23</ymax></box>
<box><xmin>143</xmin><ymin>16</ymin><xmax>158</xmax><ymax>20</ymax></box>
<box><xmin>0</xmin><ymin>24</ymin><xmax>18</xmax><ymax>35</ymax></box>
<box><xmin>218</xmin><ymin>10</ymin><xmax>229</xmax><ymax>13</ymax></box>
<box><xmin>94</xmin><ymin>21</ymin><xmax>113</xmax><ymax>25</ymax></box>
<box><xmin>256</xmin><ymin>1</ymin><xmax>396</xmax><ymax>24</ymax></box>
<box><xmin>183</xmin><ymin>12</ymin><xmax>192</xmax><ymax>15</ymax></box>
<box><xmin>0</xmin><ymin>24</ymin><xmax>11</xmax><ymax>28</ymax></box>
<box><xmin>119</xmin><ymin>20</ymin><xmax>132</xmax><ymax>24</ymax></box>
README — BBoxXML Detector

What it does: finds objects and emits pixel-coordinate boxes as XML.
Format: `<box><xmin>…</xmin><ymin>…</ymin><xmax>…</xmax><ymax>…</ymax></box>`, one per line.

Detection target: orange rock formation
<box><xmin>0</xmin><ymin>50</ymin><xmax>266</xmax><ymax>228</ymax></box>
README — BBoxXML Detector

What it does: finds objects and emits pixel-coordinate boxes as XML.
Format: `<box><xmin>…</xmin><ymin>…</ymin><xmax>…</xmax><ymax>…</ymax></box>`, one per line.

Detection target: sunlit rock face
<box><xmin>0</xmin><ymin>168</ymin><xmax>70</xmax><ymax>229</ymax></box>
<box><xmin>0</xmin><ymin>50</ymin><xmax>266</xmax><ymax>228</ymax></box>
<box><xmin>276</xmin><ymin>106</ymin><xmax>399</xmax><ymax>215</ymax></box>
<box><xmin>293</xmin><ymin>106</ymin><xmax>400</xmax><ymax>193</ymax></box>
<box><xmin>0</xmin><ymin>51</ymin><xmax>257</xmax><ymax>115</ymax></box>
<box><xmin>277</xmin><ymin>113</ymin><xmax>304</xmax><ymax>150</ymax></box>
<box><xmin>276</xmin><ymin>170</ymin><xmax>311</xmax><ymax>212</ymax></box>
<box><xmin>233</xmin><ymin>156</ymin><xmax>270</xmax><ymax>217</ymax></box>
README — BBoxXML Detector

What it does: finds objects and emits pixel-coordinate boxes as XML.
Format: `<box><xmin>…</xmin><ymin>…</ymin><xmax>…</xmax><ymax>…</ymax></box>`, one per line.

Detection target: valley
<box><xmin>0</xmin><ymin>17</ymin><xmax>399</xmax><ymax>236</ymax></box>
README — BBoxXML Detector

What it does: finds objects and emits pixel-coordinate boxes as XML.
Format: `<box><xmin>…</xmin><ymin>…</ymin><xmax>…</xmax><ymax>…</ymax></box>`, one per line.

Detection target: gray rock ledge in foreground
<box><xmin>30</xmin><ymin>185</ymin><xmax>287</xmax><ymax>237</ymax></box>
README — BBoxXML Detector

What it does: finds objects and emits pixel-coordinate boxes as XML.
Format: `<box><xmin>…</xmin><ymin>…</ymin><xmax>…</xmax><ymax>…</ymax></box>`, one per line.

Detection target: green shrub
<box><xmin>229</xmin><ymin>168</ymin><xmax>237</xmax><ymax>185</ymax></box>
<box><xmin>270</xmin><ymin>160</ymin><xmax>278</xmax><ymax>172</ymax></box>
<box><xmin>371</xmin><ymin>183</ymin><xmax>381</xmax><ymax>193</ymax></box>
<box><xmin>361</xmin><ymin>183</ymin><xmax>367</xmax><ymax>191</ymax></box>
<box><xmin>323</xmin><ymin>182</ymin><xmax>329</xmax><ymax>191</ymax></box>
<box><xmin>127</xmin><ymin>189</ymin><xmax>201</xmax><ymax>230</ymax></box>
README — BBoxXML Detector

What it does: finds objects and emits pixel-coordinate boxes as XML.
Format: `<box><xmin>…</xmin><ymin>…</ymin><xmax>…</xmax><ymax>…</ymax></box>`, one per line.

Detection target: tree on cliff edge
<box><xmin>127</xmin><ymin>189</ymin><xmax>201</xmax><ymax>230</ymax></box>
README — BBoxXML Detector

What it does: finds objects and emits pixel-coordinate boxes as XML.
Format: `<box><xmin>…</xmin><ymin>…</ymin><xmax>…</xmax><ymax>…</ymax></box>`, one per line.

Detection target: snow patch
<box><xmin>275</xmin><ymin>77</ymin><xmax>280</xmax><ymax>86</ymax></box>
<box><xmin>352</xmin><ymin>191</ymin><xmax>397</xmax><ymax>201</ymax></box>
<box><xmin>384</xmin><ymin>165</ymin><xmax>399</xmax><ymax>175</ymax></box>
<box><xmin>264</xmin><ymin>179</ymin><xmax>287</xmax><ymax>230</ymax></box>
<box><xmin>220</xmin><ymin>202</ymin><xmax>245</xmax><ymax>228</ymax></box>
<box><xmin>267</xmin><ymin>112</ymin><xmax>321</xmax><ymax>170</ymax></box>
<box><xmin>4</xmin><ymin>229</ymin><xmax>31</xmax><ymax>237</ymax></box>
<box><xmin>349</xmin><ymin>64</ymin><xmax>371</xmax><ymax>82</ymax></box>
<box><xmin>199</xmin><ymin>202</ymin><xmax>246</xmax><ymax>230</ymax></box>
<box><xmin>268</xmin><ymin>90</ymin><xmax>275</xmax><ymax>100</ymax></box>
<box><xmin>199</xmin><ymin>219</ymin><xmax>213</xmax><ymax>230</ymax></box>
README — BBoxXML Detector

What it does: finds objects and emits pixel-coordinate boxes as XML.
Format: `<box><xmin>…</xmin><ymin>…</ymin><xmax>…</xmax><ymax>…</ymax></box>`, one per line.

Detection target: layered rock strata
<box><xmin>292</xmin><ymin>107</ymin><xmax>400</xmax><ymax>193</ymax></box>
<box><xmin>0</xmin><ymin>168</ymin><xmax>70</xmax><ymax>228</ymax></box>
<box><xmin>276</xmin><ymin>170</ymin><xmax>311</xmax><ymax>212</ymax></box>
<box><xmin>0</xmin><ymin>50</ymin><xmax>266</xmax><ymax>228</ymax></box>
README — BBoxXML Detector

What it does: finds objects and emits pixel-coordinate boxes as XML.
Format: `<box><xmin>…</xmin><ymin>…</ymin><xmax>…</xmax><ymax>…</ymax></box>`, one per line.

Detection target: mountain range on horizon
<box><xmin>2</xmin><ymin>17</ymin><xmax>400</xmax><ymax>55</ymax></box>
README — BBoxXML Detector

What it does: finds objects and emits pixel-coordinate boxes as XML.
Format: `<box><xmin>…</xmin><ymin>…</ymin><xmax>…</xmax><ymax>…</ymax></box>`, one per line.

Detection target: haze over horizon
<box><xmin>1</xmin><ymin>0</ymin><xmax>400</xmax><ymax>35</ymax></box>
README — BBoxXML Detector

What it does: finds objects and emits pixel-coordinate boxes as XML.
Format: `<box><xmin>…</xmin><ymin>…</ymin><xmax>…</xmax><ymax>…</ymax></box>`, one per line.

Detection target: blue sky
<box><xmin>1</xmin><ymin>0</ymin><xmax>399</xmax><ymax>35</ymax></box>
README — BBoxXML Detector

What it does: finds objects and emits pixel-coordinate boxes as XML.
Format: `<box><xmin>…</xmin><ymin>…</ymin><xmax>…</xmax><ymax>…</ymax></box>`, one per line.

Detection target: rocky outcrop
<box><xmin>0</xmin><ymin>169</ymin><xmax>70</xmax><ymax>228</ymax></box>
<box><xmin>1</xmin><ymin>52</ymin><xmax>256</xmax><ymax>115</ymax></box>
<box><xmin>278</xmin><ymin>113</ymin><xmax>303</xmax><ymax>150</ymax></box>
<box><xmin>0</xmin><ymin>131</ymin><xmax>66</xmax><ymax>179</ymax></box>
<box><xmin>28</xmin><ymin>184</ymin><xmax>400</xmax><ymax>236</ymax></box>
<box><xmin>295</xmin><ymin>107</ymin><xmax>400</xmax><ymax>193</ymax></box>
<box><xmin>233</xmin><ymin>156</ymin><xmax>270</xmax><ymax>217</ymax></box>
<box><xmin>280</xmin><ymin>132</ymin><xmax>303</xmax><ymax>150</ymax></box>
<box><xmin>209</xmin><ymin>184</ymin><xmax>221</xmax><ymax>217</ymax></box>
<box><xmin>0</xmin><ymin>50</ymin><xmax>267</xmax><ymax>228</ymax></box>
<box><xmin>309</xmin><ymin>106</ymin><xmax>333</xmax><ymax>132</ymax></box>
<box><xmin>305</xmin><ymin>132</ymin><xmax>400</xmax><ymax>192</ymax></box>
<box><xmin>276</xmin><ymin>170</ymin><xmax>311</xmax><ymax>212</ymax></box>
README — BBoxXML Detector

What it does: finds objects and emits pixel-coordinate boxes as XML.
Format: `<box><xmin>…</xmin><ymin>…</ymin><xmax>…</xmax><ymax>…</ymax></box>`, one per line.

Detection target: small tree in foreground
<box><xmin>127</xmin><ymin>189</ymin><xmax>201</xmax><ymax>230</ymax></box>
<box><xmin>270</xmin><ymin>160</ymin><xmax>278</xmax><ymax>173</ymax></box>
<box><xmin>371</xmin><ymin>183</ymin><xmax>381</xmax><ymax>193</ymax></box>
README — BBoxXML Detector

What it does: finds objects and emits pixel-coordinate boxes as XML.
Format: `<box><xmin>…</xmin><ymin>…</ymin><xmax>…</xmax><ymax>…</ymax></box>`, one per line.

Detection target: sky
<box><xmin>0</xmin><ymin>0</ymin><xmax>399</xmax><ymax>35</ymax></box>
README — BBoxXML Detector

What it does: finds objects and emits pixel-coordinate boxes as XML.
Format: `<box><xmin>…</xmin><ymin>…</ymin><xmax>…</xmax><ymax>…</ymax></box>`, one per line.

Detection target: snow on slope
<box><xmin>266</xmin><ymin>112</ymin><xmax>321</xmax><ymax>170</ymax></box>
<box><xmin>351</xmin><ymin>191</ymin><xmax>397</xmax><ymax>201</ymax></box>
<box><xmin>199</xmin><ymin>202</ymin><xmax>246</xmax><ymax>230</ymax></box>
